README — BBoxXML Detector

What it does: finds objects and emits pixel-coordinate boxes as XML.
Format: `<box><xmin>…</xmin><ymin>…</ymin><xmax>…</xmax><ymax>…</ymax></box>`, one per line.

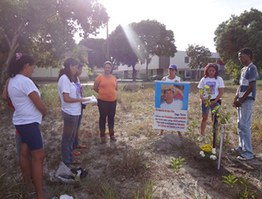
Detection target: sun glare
<box><xmin>121</xmin><ymin>24</ymin><xmax>146</xmax><ymax>60</ymax></box>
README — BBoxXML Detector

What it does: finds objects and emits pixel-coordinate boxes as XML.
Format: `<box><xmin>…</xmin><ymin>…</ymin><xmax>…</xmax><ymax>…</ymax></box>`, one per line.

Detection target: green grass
<box><xmin>170</xmin><ymin>157</ymin><xmax>185</xmax><ymax>171</ymax></box>
<box><xmin>222</xmin><ymin>174</ymin><xmax>238</xmax><ymax>188</ymax></box>
<box><xmin>134</xmin><ymin>181</ymin><xmax>154</xmax><ymax>199</ymax></box>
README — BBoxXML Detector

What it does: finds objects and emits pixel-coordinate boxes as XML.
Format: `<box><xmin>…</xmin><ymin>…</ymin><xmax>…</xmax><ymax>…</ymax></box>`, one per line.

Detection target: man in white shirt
<box><xmin>160</xmin><ymin>88</ymin><xmax>183</xmax><ymax>110</ymax></box>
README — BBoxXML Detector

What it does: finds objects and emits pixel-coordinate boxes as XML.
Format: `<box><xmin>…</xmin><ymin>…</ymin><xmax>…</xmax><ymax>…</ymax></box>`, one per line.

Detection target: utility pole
<box><xmin>106</xmin><ymin>22</ymin><xmax>109</xmax><ymax>60</ymax></box>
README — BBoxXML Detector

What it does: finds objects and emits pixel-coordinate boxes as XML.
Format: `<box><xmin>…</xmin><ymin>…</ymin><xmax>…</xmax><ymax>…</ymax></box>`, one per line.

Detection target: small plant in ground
<box><xmin>238</xmin><ymin>186</ymin><xmax>256</xmax><ymax>199</ymax></box>
<box><xmin>222</xmin><ymin>174</ymin><xmax>238</xmax><ymax>188</ymax></box>
<box><xmin>212</xmin><ymin>105</ymin><xmax>230</xmax><ymax>125</ymax></box>
<box><xmin>238</xmin><ymin>177</ymin><xmax>256</xmax><ymax>199</ymax></box>
<box><xmin>134</xmin><ymin>181</ymin><xmax>154</xmax><ymax>199</ymax></box>
<box><xmin>170</xmin><ymin>156</ymin><xmax>185</xmax><ymax>171</ymax></box>
<box><xmin>197</xmin><ymin>100</ymin><xmax>230</xmax><ymax>161</ymax></box>
<box><xmin>200</xmin><ymin>84</ymin><xmax>230</xmax><ymax>126</ymax></box>
<box><xmin>222</xmin><ymin>175</ymin><xmax>256</xmax><ymax>198</ymax></box>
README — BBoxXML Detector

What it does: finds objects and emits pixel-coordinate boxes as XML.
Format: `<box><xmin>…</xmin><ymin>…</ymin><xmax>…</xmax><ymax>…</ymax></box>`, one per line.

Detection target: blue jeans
<box><xmin>237</xmin><ymin>99</ymin><xmax>254</xmax><ymax>159</ymax></box>
<box><xmin>61</xmin><ymin>111</ymin><xmax>80</xmax><ymax>166</ymax></box>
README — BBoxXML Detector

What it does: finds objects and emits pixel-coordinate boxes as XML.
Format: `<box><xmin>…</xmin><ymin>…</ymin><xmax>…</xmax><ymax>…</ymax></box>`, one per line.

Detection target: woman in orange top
<box><xmin>93</xmin><ymin>61</ymin><xmax>118</xmax><ymax>143</ymax></box>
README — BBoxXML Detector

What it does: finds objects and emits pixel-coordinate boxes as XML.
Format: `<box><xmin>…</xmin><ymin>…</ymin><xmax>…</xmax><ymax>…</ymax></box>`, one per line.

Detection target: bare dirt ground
<box><xmin>0</xmin><ymin>83</ymin><xmax>261</xmax><ymax>199</ymax></box>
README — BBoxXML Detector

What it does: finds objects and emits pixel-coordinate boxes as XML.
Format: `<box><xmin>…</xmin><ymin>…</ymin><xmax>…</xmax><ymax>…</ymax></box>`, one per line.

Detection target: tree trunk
<box><xmin>0</xmin><ymin>22</ymin><xmax>24</xmax><ymax>86</ymax></box>
<box><xmin>145</xmin><ymin>59</ymin><xmax>148</xmax><ymax>79</ymax></box>
<box><xmin>0</xmin><ymin>40</ymin><xmax>19</xmax><ymax>87</ymax></box>
<box><xmin>132</xmin><ymin>65</ymin><xmax>136</xmax><ymax>82</ymax></box>
<box><xmin>145</xmin><ymin>57</ymin><xmax>151</xmax><ymax>80</ymax></box>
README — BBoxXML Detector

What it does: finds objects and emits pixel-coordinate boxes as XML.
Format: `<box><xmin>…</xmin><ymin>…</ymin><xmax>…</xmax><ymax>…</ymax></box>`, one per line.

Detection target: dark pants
<box><xmin>97</xmin><ymin>99</ymin><xmax>117</xmax><ymax>137</ymax></box>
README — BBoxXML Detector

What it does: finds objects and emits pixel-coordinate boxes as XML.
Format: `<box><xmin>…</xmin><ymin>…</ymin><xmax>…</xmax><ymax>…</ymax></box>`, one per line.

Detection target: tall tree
<box><xmin>108</xmin><ymin>20</ymin><xmax>177</xmax><ymax>81</ymax></box>
<box><xmin>108</xmin><ymin>25</ymin><xmax>139</xmax><ymax>81</ymax></box>
<box><xmin>0</xmin><ymin>0</ymin><xmax>108</xmax><ymax>85</ymax></box>
<box><xmin>133</xmin><ymin>20</ymin><xmax>177</xmax><ymax>78</ymax></box>
<box><xmin>186</xmin><ymin>44</ymin><xmax>212</xmax><ymax>68</ymax></box>
<box><xmin>214</xmin><ymin>8</ymin><xmax>262</xmax><ymax>80</ymax></box>
<box><xmin>80</xmin><ymin>38</ymin><xmax>107</xmax><ymax>68</ymax></box>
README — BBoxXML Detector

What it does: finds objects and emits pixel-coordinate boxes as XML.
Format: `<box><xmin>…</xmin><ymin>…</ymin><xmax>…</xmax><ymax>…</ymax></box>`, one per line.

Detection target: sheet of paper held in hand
<box><xmin>82</xmin><ymin>95</ymin><xmax>97</xmax><ymax>104</ymax></box>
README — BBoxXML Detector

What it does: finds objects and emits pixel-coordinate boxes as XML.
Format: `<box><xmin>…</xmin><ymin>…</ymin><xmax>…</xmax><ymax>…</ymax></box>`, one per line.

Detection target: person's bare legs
<box><xmin>20</xmin><ymin>143</ymin><xmax>45</xmax><ymax>199</ymax></box>
<box><xmin>200</xmin><ymin>113</ymin><xmax>208</xmax><ymax>136</ymax></box>
<box><xmin>31</xmin><ymin>148</ymin><xmax>45</xmax><ymax>199</ymax></box>
<box><xmin>19</xmin><ymin>143</ymin><xmax>32</xmax><ymax>186</ymax></box>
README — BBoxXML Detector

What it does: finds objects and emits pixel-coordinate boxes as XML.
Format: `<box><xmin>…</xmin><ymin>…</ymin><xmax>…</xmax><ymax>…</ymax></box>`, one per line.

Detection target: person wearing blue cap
<box><xmin>162</xmin><ymin>64</ymin><xmax>181</xmax><ymax>82</ymax></box>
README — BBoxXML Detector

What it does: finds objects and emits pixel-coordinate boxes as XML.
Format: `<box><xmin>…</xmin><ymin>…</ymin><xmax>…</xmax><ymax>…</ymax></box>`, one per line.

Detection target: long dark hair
<box><xmin>58</xmin><ymin>58</ymin><xmax>79</xmax><ymax>82</ymax></box>
<box><xmin>8</xmin><ymin>53</ymin><xmax>35</xmax><ymax>77</ymax></box>
<box><xmin>204</xmin><ymin>63</ymin><xmax>219</xmax><ymax>79</ymax></box>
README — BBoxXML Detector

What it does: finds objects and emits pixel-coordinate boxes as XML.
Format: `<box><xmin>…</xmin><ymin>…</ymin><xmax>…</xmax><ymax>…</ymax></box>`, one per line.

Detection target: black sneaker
<box><xmin>230</xmin><ymin>147</ymin><xmax>243</xmax><ymax>154</ymax></box>
<box><xmin>237</xmin><ymin>155</ymin><xmax>254</xmax><ymax>161</ymax></box>
<box><xmin>71</xmin><ymin>167</ymin><xmax>88</xmax><ymax>178</ymax></box>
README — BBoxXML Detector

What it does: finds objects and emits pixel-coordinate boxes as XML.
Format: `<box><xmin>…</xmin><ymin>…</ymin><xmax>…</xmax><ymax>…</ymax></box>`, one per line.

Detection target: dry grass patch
<box><xmin>1</xmin><ymin>82</ymin><xmax>262</xmax><ymax>198</ymax></box>
<box><xmin>110</xmin><ymin>149</ymin><xmax>148</xmax><ymax>177</ymax></box>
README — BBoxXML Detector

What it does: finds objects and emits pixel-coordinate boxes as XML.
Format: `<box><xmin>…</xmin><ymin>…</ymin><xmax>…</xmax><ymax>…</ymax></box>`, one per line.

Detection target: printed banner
<box><xmin>153</xmin><ymin>81</ymin><xmax>190</xmax><ymax>132</ymax></box>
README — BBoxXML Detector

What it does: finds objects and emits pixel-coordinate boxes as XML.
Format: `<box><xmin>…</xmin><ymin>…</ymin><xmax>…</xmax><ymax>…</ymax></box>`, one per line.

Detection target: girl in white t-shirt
<box><xmin>197</xmin><ymin>63</ymin><xmax>225</xmax><ymax>142</ymax></box>
<box><xmin>7</xmin><ymin>53</ymin><xmax>47</xmax><ymax>199</ymax></box>
<box><xmin>57</xmin><ymin>58</ymin><xmax>88</xmax><ymax>170</ymax></box>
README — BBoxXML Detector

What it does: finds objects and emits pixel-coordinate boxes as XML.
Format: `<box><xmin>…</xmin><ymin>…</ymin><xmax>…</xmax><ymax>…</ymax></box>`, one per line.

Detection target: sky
<box><xmin>92</xmin><ymin>0</ymin><xmax>262</xmax><ymax>52</ymax></box>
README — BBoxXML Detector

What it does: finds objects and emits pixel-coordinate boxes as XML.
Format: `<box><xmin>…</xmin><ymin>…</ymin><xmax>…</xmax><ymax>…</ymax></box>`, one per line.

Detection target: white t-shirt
<box><xmin>197</xmin><ymin>76</ymin><xmax>225</xmax><ymax>99</ymax></box>
<box><xmin>162</xmin><ymin>75</ymin><xmax>181</xmax><ymax>82</ymax></box>
<box><xmin>160</xmin><ymin>99</ymin><xmax>183</xmax><ymax>110</ymax></box>
<box><xmin>8</xmin><ymin>74</ymin><xmax>42</xmax><ymax>125</ymax></box>
<box><xmin>58</xmin><ymin>74</ymin><xmax>81</xmax><ymax>115</ymax></box>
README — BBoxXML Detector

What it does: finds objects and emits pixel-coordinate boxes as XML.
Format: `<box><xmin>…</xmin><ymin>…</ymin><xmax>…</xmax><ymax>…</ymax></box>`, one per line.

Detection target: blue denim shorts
<box><xmin>15</xmin><ymin>122</ymin><xmax>43</xmax><ymax>151</ymax></box>
<box><xmin>201</xmin><ymin>99</ymin><xmax>221</xmax><ymax>115</ymax></box>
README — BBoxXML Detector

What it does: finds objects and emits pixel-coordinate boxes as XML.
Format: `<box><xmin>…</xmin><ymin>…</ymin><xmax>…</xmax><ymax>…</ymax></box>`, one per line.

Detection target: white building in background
<box><xmin>31</xmin><ymin>45</ymin><xmax>91</xmax><ymax>82</ymax></box>
<box><xmin>31</xmin><ymin>50</ymin><xmax>222</xmax><ymax>82</ymax></box>
<box><xmin>32</xmin><ymin>67</ymin><xmax>60</xmax><ymax>81</ymax></box>
<box><xmin>116</xmin><ymin>50</ymin><xmax>222</xmax><ymax>80</ymax></box>
<box><xmin>32</xmin><ymin>66</ymin><xmax>89</xmax><ymax>82</ymax></box>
